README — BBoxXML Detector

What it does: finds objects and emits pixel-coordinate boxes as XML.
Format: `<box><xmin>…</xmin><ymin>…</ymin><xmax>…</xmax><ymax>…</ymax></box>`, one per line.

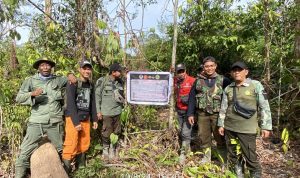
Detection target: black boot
<box><xmin>62</xmin><ymin>159</ymin><xmax>71</xmax><ymax>174</ymax></box>
<box><xmin>75</xmin><ymin>153</ymin><xmax>86</xmax><ymax>168</ymax></box>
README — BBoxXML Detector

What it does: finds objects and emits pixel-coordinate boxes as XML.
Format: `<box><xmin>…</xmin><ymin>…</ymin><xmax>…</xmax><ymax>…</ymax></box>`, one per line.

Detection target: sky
<box><xmin>16</xmin><ymin>0</ymin><xmax>250</xmax><ymax>45</ymax></box>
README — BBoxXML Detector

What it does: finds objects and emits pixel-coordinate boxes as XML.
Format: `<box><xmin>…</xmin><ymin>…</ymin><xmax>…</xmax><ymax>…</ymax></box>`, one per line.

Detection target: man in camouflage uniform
<box><xmin>187</xmin><ymin>56</ymin><xmax>231</xmax><ymax>163</ymax></box>
<box><xmin>218</xmin><ymin>61</ymin><xmax>272</xmax><ymax>178</ymax></box>
<box><xmin>15</xmin><ymin>58</ymin><xmax>75</xmax><ymax>178</ymax></box>
<box><xmin>95</xmin><ymin>62</ymin><xmax>124</xmax><ymax>160</ymax></box>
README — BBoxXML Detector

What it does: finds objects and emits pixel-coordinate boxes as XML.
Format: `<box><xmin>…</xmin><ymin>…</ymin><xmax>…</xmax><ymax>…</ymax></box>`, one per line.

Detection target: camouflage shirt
<box><xmin>218</xmin><ymin>78</ymin><xmax>272</xmax><ymax>131</ymax></box>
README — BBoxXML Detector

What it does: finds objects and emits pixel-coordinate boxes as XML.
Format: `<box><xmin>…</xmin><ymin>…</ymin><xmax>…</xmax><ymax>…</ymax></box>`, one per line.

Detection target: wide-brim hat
<box><xmin>33</xmin><ymin>58</ymin><xmax>56</xmax><ymax>69</ymax></box>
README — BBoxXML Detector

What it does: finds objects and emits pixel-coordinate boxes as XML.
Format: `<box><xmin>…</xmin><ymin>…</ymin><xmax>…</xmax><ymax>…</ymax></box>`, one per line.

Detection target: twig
<box><xmin>27</xmin><ymin>0</ymin><xmax>59</xmax><ymax>24</ymax></box>
<box><xmin>128</xmin><ymin>129</ymin><xmax>167</xmax><ymax>135</ymax></box>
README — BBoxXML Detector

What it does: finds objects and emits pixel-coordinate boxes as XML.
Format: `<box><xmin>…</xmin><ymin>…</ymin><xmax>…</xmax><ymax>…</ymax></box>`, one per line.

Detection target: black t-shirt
<box><xmin>64</xmin><ymin>81</ymin><xmax>97</xmax><ymax>126</ymax></box>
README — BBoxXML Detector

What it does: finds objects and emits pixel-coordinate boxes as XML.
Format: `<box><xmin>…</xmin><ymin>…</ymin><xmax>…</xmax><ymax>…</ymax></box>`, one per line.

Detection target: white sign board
<box><xmin>126</xmin><ymin>71</ymin><xmax>173</xmax><ymax>105</ymax></box>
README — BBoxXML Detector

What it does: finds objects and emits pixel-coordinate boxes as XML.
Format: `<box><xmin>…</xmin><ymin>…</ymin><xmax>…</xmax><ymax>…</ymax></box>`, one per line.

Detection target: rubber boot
<box><xmin>179</xmin><ymin>140</ymin><xmax>190</xmax><ymax>165</ymax></box>
<box><xmin>15</xmin><ymin>166</ymin><xmax>27</xmax><ymax>178</ymax></box>
<box><xmin>75</xmin><ymin>153</ymin><xmax>86</xmax><ymax>168</ymax></box>
<box><xmin>234</xmin><ymin>161</ymin><xmax>244</xmax><ymax>178</ymax></box>
<box><xmin>62</xmin><ymin>159</ymin><xmax>71</xmax><ymax>174</ymax></box>
<box><xmin>200</xmin><ymin>147</ymin><xmax>211</xmax><ymax>164</ymax></box>
<box><xmin>109</xmin><ymin>143</ymin><xmax>116</xmax><ymax>160</ymax></box>
<box><xmin>217</xmin><ymin>146</ymin><xmax>227</xmax><ymax>164</ymax></box>
<box><xmin>102</xmin><ymin>143</ymin><xmax>109</xmax><ymax>159</ymax></box>
<box><xmin>249</xmin><ymin>170</ymin><xmax>261</xmax><ymax>178</ymax></box>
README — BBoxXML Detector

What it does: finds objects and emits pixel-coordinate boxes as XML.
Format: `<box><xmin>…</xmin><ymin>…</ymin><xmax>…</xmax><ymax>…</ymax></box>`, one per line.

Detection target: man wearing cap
<box><xmin>174</xmin><ymin>63</ymin><xmax>196</xmax><ymax>164</ymax></box>
<box><xmin>95</xmin><ymin>62</ymin><xmax>125</xmax><ymax>159</ymax></box>
<box><xmin>187</xmin><ymin>56</ymin><xmax>231</xmax><ymax>163</ymax></box>
<box><xmin>62</xmin><ymin>60</ymin><xmax>98</xmax><ymax>173</ymax></box>
<box><xmin>218</xmin><ymin>61</ymin><xmax>272</xmax><ymax>178</ymax></box>
<box><xmin>15</xmin><ymin>58</ymin><xmax>76</xmax><ymax>178</ymax></box>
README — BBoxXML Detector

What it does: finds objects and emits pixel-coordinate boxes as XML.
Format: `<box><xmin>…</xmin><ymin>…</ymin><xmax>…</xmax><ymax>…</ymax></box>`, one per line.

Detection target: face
<box><xmin>203</xmin><ymin>61</ymin><xmax>217</xmax><ymax>76</ymax></box>
<box><xmin>79</xmin><ymin>66</ymin><xmax>92</xmax><ymax>79</ymax></box>
<box><xmin>38</xmin><ymin>62</ymin><xmax>52</xmax><ymax>76</ymax></box>
<box><xmin>231</xmin><ymin>67</ymin><xmax>248</xmax><ymax>83</ymax></box>
<box><xmin>112</xmin><ymin>70</ymin><xmax>121</xmax><ymax>78</ymax></box>
<box><xmin>176</xmin><ymin>69</ymin><xmax>186</xmax><ymax>80</ymax></box>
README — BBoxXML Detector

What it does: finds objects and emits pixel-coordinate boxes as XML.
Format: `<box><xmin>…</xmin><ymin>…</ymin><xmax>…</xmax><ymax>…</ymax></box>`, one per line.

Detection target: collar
<box><xmin>37</xmin><ymin>73</ymin><xmax>54</xmax><ymax>81</ymax></box>
<box><xmin>198</xmin><ymin>72</ymin><xmax>218</xmax><ymax>79</ymax></box>
<box><xmin>229</xmin><ymin>78</ymin><xmax>251</xmax><ymax>87</ymax></box>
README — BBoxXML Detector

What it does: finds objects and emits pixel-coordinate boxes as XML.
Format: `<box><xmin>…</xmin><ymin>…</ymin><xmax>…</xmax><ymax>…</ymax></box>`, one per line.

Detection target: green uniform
<box><xmin>217</xmin><ymin>78</ymin><xmax>272</xmax><ymax>177</ymax></box>
<box><xmin>95</xmin><ymin>76</ymin><xmax>124</xmax><ymax>145</ymax></box>
<box><xmin>15</xmin><ymin>73</ymin><xmax>67</xmax><ymax>177</ymax></box>
<box><xmin>95</xmin><ymin>76</ymin><xmax>124</xmax><ymax>116</ymax></box>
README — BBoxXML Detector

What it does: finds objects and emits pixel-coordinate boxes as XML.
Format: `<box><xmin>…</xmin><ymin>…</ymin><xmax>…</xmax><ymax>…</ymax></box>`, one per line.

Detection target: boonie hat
<box><xmin>33</xmin><ymin>57</ymin><xmax>56</xmax><ymax>69</ymax></box>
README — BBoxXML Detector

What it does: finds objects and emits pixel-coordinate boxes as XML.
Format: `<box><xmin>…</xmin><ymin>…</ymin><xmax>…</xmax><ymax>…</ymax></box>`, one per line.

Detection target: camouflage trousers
<box><xmin>196</xmin><ymin>111</ymin><xmax>225</xmax><ymax>149</ymax></box>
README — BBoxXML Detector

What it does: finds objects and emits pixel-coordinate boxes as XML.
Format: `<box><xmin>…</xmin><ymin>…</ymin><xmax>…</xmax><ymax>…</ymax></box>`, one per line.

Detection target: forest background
<box><xmin>0</xmin><ymin>0</ymin><xmax>300</xmax><ymax>177</ymax></box>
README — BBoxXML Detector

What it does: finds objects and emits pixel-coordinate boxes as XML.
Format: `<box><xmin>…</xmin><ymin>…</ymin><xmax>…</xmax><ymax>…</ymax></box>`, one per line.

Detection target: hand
<box><xmin>218</xmin><ymin>127</ymin><xmax>225</xmax><ymax>136</ymax></box>
<box><xmin>75</xmin><ymin>124</ymin><xmax>82</xmax><ymax>131</ymax></box>
<box><xmin>67</xmin><ymin>73</ymin><xmax>77</xmax><ymax>84</ymax></box>
<box><xmin>188</xmin><ymin>116</ymin><xmax>194</xmax><ymax>125</ymax></box>
<box><xmin>31</xmin><ymin>88</ymin><xmax>43</xmax><ymax>97</ymax></box>
<box><xmin>92</xmin><ymin>122</ymin><xmax>98</xmax><ymax>129</ymax></box>
<box><xmin>261</xmin><ymin>130</ymin><xmax>271</xmax><ymax>138</ymax></box>
<box><xmin>97</xmin><ymin>112</ymin><xmax>103</xmax><ymax>120</ymax></box>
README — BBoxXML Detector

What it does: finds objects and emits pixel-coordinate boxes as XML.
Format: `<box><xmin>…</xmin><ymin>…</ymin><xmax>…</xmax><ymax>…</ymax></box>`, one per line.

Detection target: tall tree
<box><xmin>45</xmin><ymin>0</ymin><xmax>52</xmax><ymax>24</ymax></box>
<box><xmin>295</xmin><ymin>0</ymin><xmax>300</xmax><ymax>58</ymax></box>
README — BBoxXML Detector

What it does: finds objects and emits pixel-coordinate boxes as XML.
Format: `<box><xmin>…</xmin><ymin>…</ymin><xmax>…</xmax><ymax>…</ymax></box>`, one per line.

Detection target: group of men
<box><xmin>14</xmin><ymin>58</ymin><xmax>125</xmax><ymax>177</ymax></box>
<box><xmin>14</xmin><ymin>56</ymin><xmax>272</xmax><ymax>178</ymax></box>
<box><xmin>174</xmin><ymin>56</ymin><xmax>272</xmax><ymax>178</ymax></box>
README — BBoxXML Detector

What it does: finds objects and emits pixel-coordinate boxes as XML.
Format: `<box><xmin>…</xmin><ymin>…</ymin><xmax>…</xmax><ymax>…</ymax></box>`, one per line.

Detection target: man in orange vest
<box><xmin>174</xmin><ymin>63</ymin><xmax>196</xmax><ymax>164</ymax></box>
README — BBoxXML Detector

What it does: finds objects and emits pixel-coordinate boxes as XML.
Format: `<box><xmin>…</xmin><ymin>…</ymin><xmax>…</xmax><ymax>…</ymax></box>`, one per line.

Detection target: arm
<box><xmin>91</xmin><ymin>85</ymin><xmax>98</xmax><ymax>122</ymax></box>
<box><xmin>95</xmin><ymin>78</ymin><xmax>104</xmax><ymax>118</ymax></box>
<box><xmin>66</xmin><ymin>83</ymin><xmax>81</xmax><ymax>127</ymax></box>
<box><xmin>217</xmin><ymin>89</ymin><xmax>229</xmax><ymax>136</ymax></box>
<box><xmin>217</xmin><ymin>90</ymin><xmax>229</xmax><ymax>128</ymax></box>
<box><xmin>255</xmin><ymin>81</ymin><xmax>272</xmax><ymax>131</ymax></box>
<box><xmin>187</xmin><ymin>82</ymin><xmax>197</xmax><ymax>117</ymax></box>
<box><xmin>16</xmin><ymin>78</ymin><xmax>35</xmax><ymax>106</ymax></box>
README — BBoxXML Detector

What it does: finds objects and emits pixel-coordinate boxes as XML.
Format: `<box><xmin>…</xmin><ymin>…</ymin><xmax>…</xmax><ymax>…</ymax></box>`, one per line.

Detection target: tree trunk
<box><xmin>45</xmin><ymin>0</ymin><xmax>52</xmax><ymax>25</ymax></box>
<box><xmin>169</xmin><ymin>0</ymin><xmax>179</xmax><ymax>129</ymax></box>
<box><xmin>263</xmin><ymin>0</ymin><xmax>271</xmax><ymax>89</ymax></box>
<box><xmin>30</xmin><ymin>142</ymin><xmax>68</xmax><ymax>178</ymax></box>
<box><xmin>75</xmin><ymin>0</ymin><xmax>86</xmax><ymax>60</ymax></box>
<box><xmin>295</xmin><ymin>0</ymin><xmax>300</xmax><ymax>58</ymax></box>
<box><xmin>10</xmin><ymin>40</ymin><xmax>18</xmax><ymax>70</ymax></box>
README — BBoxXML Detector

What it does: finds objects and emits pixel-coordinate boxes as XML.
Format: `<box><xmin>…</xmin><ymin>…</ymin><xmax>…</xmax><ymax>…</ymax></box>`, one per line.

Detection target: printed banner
<box><xmin>126</xmin><ymin>71</ymin><xmax>173</xmax><ymax>105</ymax></box>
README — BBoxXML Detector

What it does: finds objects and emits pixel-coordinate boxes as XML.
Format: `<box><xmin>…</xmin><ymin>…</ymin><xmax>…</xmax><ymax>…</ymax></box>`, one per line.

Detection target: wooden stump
<box><xmin>30</xmin><ymin>142</ymin><xmax>68</xmax><ymax>178</ymax></box>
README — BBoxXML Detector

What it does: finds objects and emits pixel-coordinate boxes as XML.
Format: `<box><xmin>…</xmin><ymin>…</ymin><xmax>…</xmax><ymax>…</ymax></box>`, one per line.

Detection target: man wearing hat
<box><xmin>174</xmin><ymin>63</ymin><xmax>196</xmax><ymax>164</ymax></box>
<box><xmin>95</xmin><ymin>62</ymin><xmax>125</xmax><ymax>160</ymax></box>
<box><xmin>187</xmin><ymin>56</ymin><xmax>231</xmax><ymax>163</ymax></box>
<box><xmin>15</xmin><ymin>58</ymin><xmax>76</xmax><ymax>178</ymax></box>
<box><xmin>62</xmin><ymin>60</ymin><xmax>98</xmax><ymax>173</ymax></box>
<box><xmin>218</xmin><ymin>61</ymin><xmax>272</xmax><ymax>178</ymax></box>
